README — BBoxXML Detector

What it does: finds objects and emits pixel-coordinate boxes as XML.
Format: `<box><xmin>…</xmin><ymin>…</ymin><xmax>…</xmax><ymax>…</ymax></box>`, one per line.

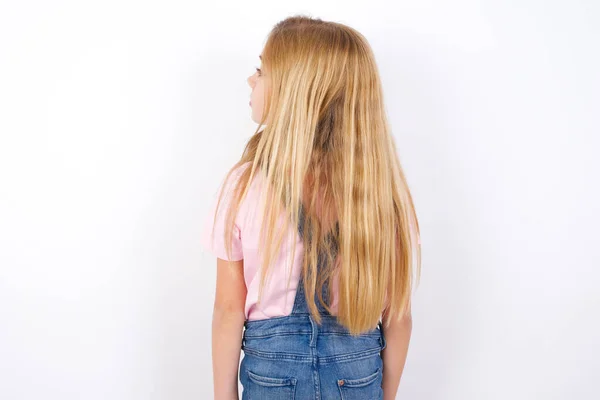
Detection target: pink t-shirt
<box><xmin>201</xmin><ymin>162</ymin><xmax>340</xmax><ymax>321</ymax></box>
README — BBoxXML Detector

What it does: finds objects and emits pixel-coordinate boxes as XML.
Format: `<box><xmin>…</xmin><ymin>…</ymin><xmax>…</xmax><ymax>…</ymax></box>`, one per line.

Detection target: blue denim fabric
<box><xmin>239</xmin><ymin>205</ymin><xmax>387</xmax><ymax>399</ymax></box>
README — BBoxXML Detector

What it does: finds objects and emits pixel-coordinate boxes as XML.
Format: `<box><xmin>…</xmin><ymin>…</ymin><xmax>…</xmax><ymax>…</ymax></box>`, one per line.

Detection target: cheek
<box><xmin>254</xmin><ymin>81</ymin><xmax>265</xmax><ymax>102</ymax></box>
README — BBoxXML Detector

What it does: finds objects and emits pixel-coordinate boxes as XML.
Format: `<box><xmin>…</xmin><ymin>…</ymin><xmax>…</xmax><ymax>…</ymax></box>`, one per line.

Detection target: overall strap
<box><xmin>291</xmin><ymin>204</ymin><xmax>340</xmax><ymax>315</ymax></box>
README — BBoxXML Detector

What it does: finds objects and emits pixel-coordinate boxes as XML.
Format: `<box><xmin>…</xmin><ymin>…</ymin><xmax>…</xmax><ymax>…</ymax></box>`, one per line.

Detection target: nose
<box><xmin>248</xmin><ymin>71</ymin><xmax>259</xmax><ymax>87</ymax></box>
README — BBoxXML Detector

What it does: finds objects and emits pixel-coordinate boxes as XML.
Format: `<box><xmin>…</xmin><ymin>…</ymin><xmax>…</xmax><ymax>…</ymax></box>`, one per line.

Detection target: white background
<box><xmin>1</xmin><ymin>1</ymin><xmax>599</xmax><ymax>399</ymax></box>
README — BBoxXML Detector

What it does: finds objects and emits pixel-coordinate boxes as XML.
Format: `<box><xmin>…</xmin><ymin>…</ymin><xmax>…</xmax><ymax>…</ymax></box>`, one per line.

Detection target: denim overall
<box><xmin>239</xmin><ymin>205</ymin><xmax>387</xmax><ymax>400</ymax></box>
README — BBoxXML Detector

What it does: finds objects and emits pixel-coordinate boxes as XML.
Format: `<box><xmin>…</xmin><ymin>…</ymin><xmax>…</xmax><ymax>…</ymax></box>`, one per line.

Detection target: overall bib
<box><xmin>239</xmin><ymin>205</ymin><xmax>387</xmax><ymax>400</ymax></box>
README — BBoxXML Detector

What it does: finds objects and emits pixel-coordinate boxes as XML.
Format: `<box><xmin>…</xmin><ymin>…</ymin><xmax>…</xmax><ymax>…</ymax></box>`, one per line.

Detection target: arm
<box><xmin>381</xmin><ymin>307</ymin><xmax>412</xmax><ymax>400</ymax></box>
<box><xmin>212</xmin><ymin>258</ymin><xmax>247</xmax><ymax>400</ymax></box>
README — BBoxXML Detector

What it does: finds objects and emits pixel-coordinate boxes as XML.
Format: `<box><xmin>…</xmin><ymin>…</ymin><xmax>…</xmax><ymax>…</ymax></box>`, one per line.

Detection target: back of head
<box><xmin>222</xmin><ymin>15</ymin><xmax>421</xmax><ymax>335</ymax></box>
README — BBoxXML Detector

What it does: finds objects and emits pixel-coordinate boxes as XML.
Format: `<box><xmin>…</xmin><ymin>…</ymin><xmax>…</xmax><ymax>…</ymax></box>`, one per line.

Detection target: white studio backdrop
<box><xmin>0</xmin><ymin>1</ymin><xmax>598</xmax><ymax>399</ymax></box>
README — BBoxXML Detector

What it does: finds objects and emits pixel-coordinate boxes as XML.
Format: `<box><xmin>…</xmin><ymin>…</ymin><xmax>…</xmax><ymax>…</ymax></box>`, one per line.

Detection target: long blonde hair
<box><xmin>210</xmin><ymin>15</ymin><xmax>421</xmax><ymax>335</ymax></box>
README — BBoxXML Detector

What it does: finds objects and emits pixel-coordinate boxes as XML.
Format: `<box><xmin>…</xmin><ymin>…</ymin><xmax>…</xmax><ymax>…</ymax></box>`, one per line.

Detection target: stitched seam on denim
<box><xmin>244</xmin><ymin>331</ymin><xmax>379</xmax><ymax>339</ymax></box>
<box><xmin>337</xmin><ymin>385</ymin><xmax>345</xmax><ymax>400</ymax></box>
<box><xmin>322</xmin><ymin>332</ymin><xmax>380</xmax><ymax>338</ymax></box>
<box><xmin>244</xmin><ymin>314</ymin><xmax>341</xmax><ymax>328</ymax></box>
<box><xmin>242</xmin><ymin>347</ymin><xmax>313</xmax><ymax>362</ymax></box>
<box><xmin>247</xmin><ymin>370</ymin><xmax>296</xmax><ymax>387</ymax></box>
<box><xmin>245</xmin><ymin>329</ymin><xmax>378</xmax><ymax>337</ymax></box>
<box><xmin>243</xmin><ymin>331</ymin><xmax>313</xmax><ymax>339</ymax></box>
<box><xmin>318</xmin><ymin>347</ymin><xmax>382</xmax><ymax>364</ymax></box>
<box><xmin>244</xmin><ymin>314</ymin><xmax>301</xmax><ymax>326</ymax></box>
<box><xmin>245</xmin><ymin>331</ymin><xmax>312</xmax><ymax>338</ymax></box>
<box><xmin>338</xmin><ymin>367</ymin><xmax>381</xmax><ymax>387</ymax></box>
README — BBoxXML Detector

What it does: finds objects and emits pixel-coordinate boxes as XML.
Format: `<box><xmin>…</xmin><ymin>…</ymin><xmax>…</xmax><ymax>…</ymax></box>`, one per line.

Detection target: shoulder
<box><xmin>226</xmin><ymin>161</ymin><xmax>265</xmax><ymax>191</ymax></box>
<box><xmin>215</xmin><ymin>162</ymin><xmax>266</xmax><ymax>219</ymax></box>
<box><xmin>227</xmin><ymin>162</ymin><xmax>267</xmax><ymax>221</ymax></box>
<box><xmin>218</xmin><ymin>162</ymin><xmax>252</xmax><ymax>195</ymax></box>
<box><xmin>232</xmin><ymin>161</ymin><xmax>252</xmax><ymax>176</ymax></box>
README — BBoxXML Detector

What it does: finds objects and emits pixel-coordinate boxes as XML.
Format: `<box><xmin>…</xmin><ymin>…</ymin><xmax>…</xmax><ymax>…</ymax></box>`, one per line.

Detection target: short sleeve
<box><xmin>200</xmin><ymin>167</ymin><xmax>246</xmax><ymax>261</ymax></box>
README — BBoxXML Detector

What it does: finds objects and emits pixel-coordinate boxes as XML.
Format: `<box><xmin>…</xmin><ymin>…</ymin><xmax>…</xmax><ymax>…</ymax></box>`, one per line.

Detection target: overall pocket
<box><xmin>337</xmin><ymin>367</ymin><xmax>383</xmax><ymax>400</ymax></box>
<box><xmin>242</xmin><ymin>369</ymin><xmax>297</xmax><ymax>400</ymax></box>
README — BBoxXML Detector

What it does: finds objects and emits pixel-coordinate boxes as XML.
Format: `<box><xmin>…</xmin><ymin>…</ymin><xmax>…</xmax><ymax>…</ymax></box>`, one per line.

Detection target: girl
<box><xmin>202</xmin><ymin>15</ymin><xmax>421</xmax><ymax>400</ymax></box>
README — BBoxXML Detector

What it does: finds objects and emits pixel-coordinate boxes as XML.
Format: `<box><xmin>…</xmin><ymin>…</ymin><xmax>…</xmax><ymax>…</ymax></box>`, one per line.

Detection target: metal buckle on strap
<box><xmin>378</xmin><ymin>321</ymin><xmax>387</xmax><ymax>350</ymax></box>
